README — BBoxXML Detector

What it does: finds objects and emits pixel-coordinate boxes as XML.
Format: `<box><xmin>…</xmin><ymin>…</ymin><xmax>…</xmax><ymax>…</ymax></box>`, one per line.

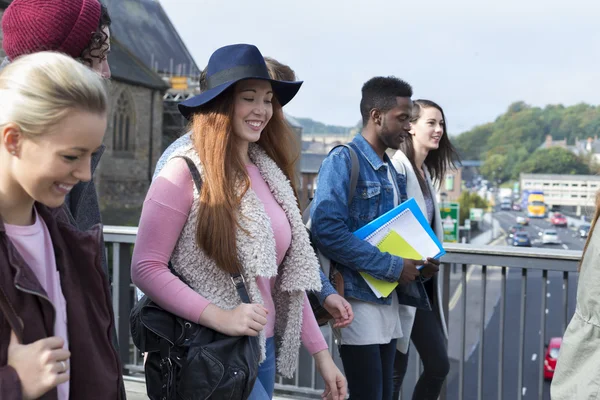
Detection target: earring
<box><xmin>10</xmin><ymin>150</ymin><xmax>16</xmax><ymax>155</ymax></box>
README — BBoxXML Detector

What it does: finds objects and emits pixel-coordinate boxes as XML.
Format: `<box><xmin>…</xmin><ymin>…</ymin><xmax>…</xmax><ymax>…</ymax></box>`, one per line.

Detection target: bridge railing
<box><xmin>104</xmin><ymin>226</ymin><xmax>581</xmax><ymax>400</ymax></box>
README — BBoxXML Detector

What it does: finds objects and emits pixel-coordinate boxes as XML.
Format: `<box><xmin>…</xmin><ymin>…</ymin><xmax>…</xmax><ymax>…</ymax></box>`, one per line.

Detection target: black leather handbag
<box><xmin>130</xmin><ymin>156</ymin><xmax>260</xmax><ymax>400</ymax></box>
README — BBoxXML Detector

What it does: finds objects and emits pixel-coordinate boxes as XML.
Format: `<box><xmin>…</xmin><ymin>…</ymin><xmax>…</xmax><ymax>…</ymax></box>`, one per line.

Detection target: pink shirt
<box><xmin>131</xmin><ymin>158</ymin><xmax>327</xmax><ymax>355</ymax></box>
<box><xmin>5</xmin><ymin>208</ymin><xmax>69</xmax><ymax>400</ymax></box>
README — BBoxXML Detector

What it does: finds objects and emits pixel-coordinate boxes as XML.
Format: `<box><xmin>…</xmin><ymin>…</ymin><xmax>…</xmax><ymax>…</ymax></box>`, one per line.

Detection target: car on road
<box><xmin>550</xmin><ymin>213</ymin><xmax>568</xmax><ymax>227</ymax></box>
<box><xmin>516</xmin><ymin>216</ymin><xmax>529</xmax><ymax>226</ymax></box>
<box><xmin>542</xmin><ymin>229</ymin><xmax>561</xmax><ymax>245</ymax></box>
<box><xmin>511</xmin><ymin>232</ymin><xmax>532</xmax><ymax>247</ymax></box>
<box><xmin>500</xmin><ymin>201</ymin><xmax>512</xmax><ymax>211</ymax></box>
<box><xmin>579</xmin><ymin>223</ymin><xmax>591</xmax><ymax>238</ymax></box>
<box><xmin>544</xmin><ymin>337</ymin><xmax>562</xmax><ymax>380</ymax></box>
<box><xmin>508</xmin><ymin>224</ymin><xmax>525</xmax><ymax>238</ymax></box>
<box><xmin>512</xmin><ymin>203</ymin><xmax>522</xmax><ymax>211</ymax></box>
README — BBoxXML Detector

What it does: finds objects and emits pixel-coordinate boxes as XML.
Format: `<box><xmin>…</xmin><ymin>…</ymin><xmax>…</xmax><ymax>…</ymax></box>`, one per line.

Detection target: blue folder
<box><xmin>353</xmin><ymin>197</ymin><xmax>446</xmax><ymax>260</ymax></box>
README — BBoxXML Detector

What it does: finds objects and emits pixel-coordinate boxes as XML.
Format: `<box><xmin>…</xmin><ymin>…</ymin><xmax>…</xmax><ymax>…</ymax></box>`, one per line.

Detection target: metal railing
<box><xmin>440</xmin><ymin>244</ymin><xmax>580</xmax><ymax>400</ymax></box>
<box><xmin>104</xmin><ymin>226</ymin><xmax>581</xmax><ymax>400</ymax></box>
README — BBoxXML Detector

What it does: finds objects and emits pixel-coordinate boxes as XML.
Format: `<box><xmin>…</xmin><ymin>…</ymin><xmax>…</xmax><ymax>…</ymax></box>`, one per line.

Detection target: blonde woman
<box><xmin>0</xmin><ymin>52</ymin><xmax>123</xmax><ymax>399</ymax></box>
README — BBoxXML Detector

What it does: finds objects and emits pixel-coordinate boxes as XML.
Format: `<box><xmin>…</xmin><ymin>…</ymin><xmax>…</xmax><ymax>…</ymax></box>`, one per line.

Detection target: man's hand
<box><xmin>399</xmin><ymin>259</ymin><xmax>424</xmax><ymax>284</ymax></box>
<box><xmin>420</xmin><ymin>257</ymin><xmax>440</xmax><ymax>279</ymax></box>
<box><xmin>323</xmin><ymin>294</ymin><xmax>354</xmax><ymax>328</ymax></box>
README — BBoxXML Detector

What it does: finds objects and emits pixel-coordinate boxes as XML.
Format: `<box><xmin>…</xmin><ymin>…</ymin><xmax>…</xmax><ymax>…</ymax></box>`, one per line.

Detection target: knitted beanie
<box><xmin>2</xmin><ymin>0</ymin><xmax>102</xmax><ymax>60</ymax></box>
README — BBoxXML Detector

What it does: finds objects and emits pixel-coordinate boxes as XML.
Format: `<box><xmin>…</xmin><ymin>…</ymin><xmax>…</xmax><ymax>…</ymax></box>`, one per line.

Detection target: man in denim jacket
<box><xmin>310</xmin><ymin>77</ymin><xmax>439</xmax><ymax>400</ymax></box>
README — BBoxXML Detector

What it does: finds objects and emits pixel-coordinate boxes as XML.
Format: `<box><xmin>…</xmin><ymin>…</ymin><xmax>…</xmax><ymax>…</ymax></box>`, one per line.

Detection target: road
<box><xmin>442</xmin><ymin>211</ymin><xmax>583</xmax><ymax>400</ymax></box>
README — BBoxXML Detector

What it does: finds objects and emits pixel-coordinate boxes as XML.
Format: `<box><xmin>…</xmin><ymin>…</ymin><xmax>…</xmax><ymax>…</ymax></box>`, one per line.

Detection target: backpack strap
<box><xmin>336</xmin><ymin>144</ymin><xmax>359</xmax><ymax>205</ymax></box>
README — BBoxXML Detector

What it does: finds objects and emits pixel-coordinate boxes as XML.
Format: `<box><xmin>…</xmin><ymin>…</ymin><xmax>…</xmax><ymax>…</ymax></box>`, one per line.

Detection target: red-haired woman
<box><xmin>131</xmin><ymin>44</ymin><xmax>346</xmax><ymax>400</ymax></box>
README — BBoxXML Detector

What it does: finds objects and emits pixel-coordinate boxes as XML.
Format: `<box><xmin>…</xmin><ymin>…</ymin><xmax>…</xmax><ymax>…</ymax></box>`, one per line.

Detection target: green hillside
<box><xmin>454</xmin><ymin>102</ymin><xmax>600</xmax><ymax>182</ymax></box>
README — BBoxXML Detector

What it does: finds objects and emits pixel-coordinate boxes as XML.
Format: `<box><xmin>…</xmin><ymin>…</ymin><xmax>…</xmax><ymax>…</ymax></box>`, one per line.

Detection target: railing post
<box><xmin>459</xmin><ymin>263</ymin><xmax>468</xmax><ymax>400</ymax></box>
<box><xmin>538</xmin><ymin>270</ymin><xmax>548</xmax><ymax>400</ymax></box>
<box><xmin>112</xmin><ymin>242</ymin><xmax>132</xmax><ymax>373</ymax></box>
<box><xmin>440</xmin><ymin>262</ymin><xmax>451</xmax><ymax>400</ymax></box>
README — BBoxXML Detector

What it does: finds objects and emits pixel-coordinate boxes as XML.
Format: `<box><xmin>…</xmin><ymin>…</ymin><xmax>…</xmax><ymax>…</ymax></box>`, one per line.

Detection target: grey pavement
<box><xmin>124</xmin><ymin>379</ymin><xmax>305</xmax><ymax>399</ymax></box>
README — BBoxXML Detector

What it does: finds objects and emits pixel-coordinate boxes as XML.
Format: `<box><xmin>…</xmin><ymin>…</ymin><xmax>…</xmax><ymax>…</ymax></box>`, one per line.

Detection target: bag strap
<box><xmin>174</xmin><ymin>155</ymin><xmax>252</xmax><ymax>305</ymax></box>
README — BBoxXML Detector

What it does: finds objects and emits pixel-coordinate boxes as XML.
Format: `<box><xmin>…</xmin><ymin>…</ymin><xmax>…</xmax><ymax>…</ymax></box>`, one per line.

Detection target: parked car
<box><xmin>512</xmin><ymin>203</ymin><xmax>522</xmax><ymax>211</ymax></box>
<box><xmin>544</xmin><ymin>337</ymin><xmax>562</xmax><ymax>380</ymax></box>
<box><xmin>542</xmin><ymin>229</ymin><xmax>561</xmax><ymax>245</ymax></box>
<box><xmin>550</xmin><ymin>213</ymin><xmax>568</xmax><ymax>227</ymax></box>
<box><xmin>511</xmin><ymin>232</ymin><xmax>532</xmax><ymax>247</ymax></box>
<box><xmin>579</xmin><ymin>223</ymin><xmax>591</xmax><ymax>238</ymax></box>
<box><xmin>516</xmin><ymin>216</ymin><xmax>529</xmax><ymax>226</ymax></box>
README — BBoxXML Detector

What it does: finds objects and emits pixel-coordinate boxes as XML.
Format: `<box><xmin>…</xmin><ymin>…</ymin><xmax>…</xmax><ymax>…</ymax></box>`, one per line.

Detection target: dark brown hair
<box><xmin>264</xmin><ymin>57</ymin><xmax>297</xmax><ymax>81</ymax></box>
<box><xmin>400</xmin><ymin>99</ymin><xmax>460</xmax><ymax>190</ymax></box>
<box><xmin>79</xmin><ymin>4</ymin><xmax>111</xmax><ymax>66</ymax></box>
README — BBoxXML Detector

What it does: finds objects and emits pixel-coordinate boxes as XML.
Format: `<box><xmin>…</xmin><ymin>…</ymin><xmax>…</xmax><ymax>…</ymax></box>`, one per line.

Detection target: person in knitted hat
<box><xmin>0</xmin><ymin>2</ymin><xmax>124</xmax><ymax>399</ymax></box>
<box><xmin>1</xmin><ymin>0</ymin><xmax>113</xmax><ymax>288</ymax></box>
<box><xmin>2</xmin><ymin>0</ymin><xmax>111</xmax><ymax>78</ymax></box>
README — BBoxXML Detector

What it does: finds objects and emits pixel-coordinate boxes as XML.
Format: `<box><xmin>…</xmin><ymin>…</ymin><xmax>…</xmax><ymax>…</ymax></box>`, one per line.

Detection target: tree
<box><xmin>453</xmin><ymin>101</ymin><xmax>600</xmax><ymax>165</ymax></box>
<box><xmin>458</xmin><ymin>191</ymin><xmax>489</xmax><ymax>225</ymax></box>
<box><xmin>480</xmin><ymin>154</ymin><xmax>510</xmax><ymax>183</ymax></box>
<box><xmin>518</xmin><ymin>147</ymin><xmax>590</xmax><ymax>175</ymax></box>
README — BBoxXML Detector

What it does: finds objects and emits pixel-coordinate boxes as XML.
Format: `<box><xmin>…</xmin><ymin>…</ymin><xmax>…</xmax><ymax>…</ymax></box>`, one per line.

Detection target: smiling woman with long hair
<box><xmin>391</xmin><ymin>99</ymin><xmax>459</xmax><ymax>400</ymax></box>
<box><xmin>131</xmin><ymin>44</ymin><xmax>346</xmax><ymax>400</ymax></box>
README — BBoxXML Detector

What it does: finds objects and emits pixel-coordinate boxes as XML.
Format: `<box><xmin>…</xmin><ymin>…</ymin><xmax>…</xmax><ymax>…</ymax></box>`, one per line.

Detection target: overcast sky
<box><xmin>160</xmin><ymin>0</ymin><xmax>600</xmax><ymax>134</ymax></box>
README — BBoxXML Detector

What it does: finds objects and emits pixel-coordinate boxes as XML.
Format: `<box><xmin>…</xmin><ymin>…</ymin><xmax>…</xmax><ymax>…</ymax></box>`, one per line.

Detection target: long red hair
<box><xmin>191</xmin><ymin>85</ymin><xmax>299</xmax><ymax>274</ymax></box>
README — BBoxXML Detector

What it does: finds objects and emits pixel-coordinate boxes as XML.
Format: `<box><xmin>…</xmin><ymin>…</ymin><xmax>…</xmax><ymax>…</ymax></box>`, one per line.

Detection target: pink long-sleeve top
<box><xmin>131</xmin><ymin>158</ymin><xmax>327</xmax><ymax>355</ymax></box>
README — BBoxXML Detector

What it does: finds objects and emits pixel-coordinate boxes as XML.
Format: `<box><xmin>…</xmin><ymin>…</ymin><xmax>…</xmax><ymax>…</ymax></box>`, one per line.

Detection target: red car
<box><xmin>550</xmin><ymin>213</ymin><xmax>568</xmax><ymax>227</ymax></box>
<box><xmin>544</xmin><ymin>337</ymin><xmax>562</xmax><ymax>380</ymax></box>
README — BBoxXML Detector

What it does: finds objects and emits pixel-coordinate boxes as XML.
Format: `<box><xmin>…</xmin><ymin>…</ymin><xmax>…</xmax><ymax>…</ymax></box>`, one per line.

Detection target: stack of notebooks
<box><xmin>353</xmin><ymin>198</ymin><xmax>446</xmax><ymax>298</ymax></box>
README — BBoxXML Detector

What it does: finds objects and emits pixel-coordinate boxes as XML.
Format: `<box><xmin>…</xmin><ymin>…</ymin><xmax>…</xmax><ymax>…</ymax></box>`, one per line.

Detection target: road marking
<box><xmin>448</xmin><ymin>233</ymin><xmax>506</xmax><ymax>311</ymax></box>
<box><xmin>547</xmin><ymin>293</ymin><xmax>551</xmax><ymax>298</ymax></box>
<box><xmin>522</xmin><ymin>387</ymin><xmax>527</xmax><ymax>396</ymax></box>
<box><xmin>449</xmin><ymin>266</ymin><xmax>476</xmax><ymax>311</ymax></box>
<box><xmin>531</xmin><ymin>353</ymin><xmax>537</xmax><ymax>361</ymax></box>
<box><xmin>562</xmin><ymin>244</ymin><xmax>569</xmax><ymax>250</ymax></box>
<box><xmin>545</xmin><ymin>309</ymin><xmax>549</xmax><ymax>314</ymax></box>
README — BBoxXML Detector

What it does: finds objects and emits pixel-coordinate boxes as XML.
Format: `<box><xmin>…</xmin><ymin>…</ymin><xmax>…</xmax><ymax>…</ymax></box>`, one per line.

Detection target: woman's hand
<box><xmin>314</xmin><ymin>350</ymin><xmax>347</xmax><ymax>400</ymax></box>
<box><xmin>201</xmin><ymin>303</ymin><xmax>268</xmax><ymax>337</ymax></box>
<box><xmin>7</xmin><ymin>331</ymin><xmax>70</xmax><ymax>400</ymax></box>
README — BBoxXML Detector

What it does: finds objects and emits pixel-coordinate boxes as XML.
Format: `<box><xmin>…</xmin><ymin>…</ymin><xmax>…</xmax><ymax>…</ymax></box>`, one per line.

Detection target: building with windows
<box><xmin>520</xmin><ymin>173</ymin><xmax>600</xmax><ymax>215</ymax></box>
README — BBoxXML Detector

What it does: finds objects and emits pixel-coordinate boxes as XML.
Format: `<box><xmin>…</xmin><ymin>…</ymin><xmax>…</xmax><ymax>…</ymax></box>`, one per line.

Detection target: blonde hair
<box><xmin>0</xmin><ymin>51</ymin><xmax>108</xmax><ymax>136</ymax></box>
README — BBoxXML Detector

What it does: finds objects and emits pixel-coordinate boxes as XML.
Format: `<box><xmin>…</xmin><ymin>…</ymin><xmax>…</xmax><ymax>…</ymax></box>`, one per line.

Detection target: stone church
<box><xmin>0</xmin><ymin>0</ymin><xmax>200</xmax><ymax>225</ymax></box>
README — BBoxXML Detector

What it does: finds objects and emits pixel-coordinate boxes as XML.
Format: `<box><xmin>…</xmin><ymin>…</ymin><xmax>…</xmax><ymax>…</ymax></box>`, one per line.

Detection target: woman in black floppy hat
<box><xmin>131</xmin><ymin>44</ymin><xmax>347</xmax><ymax>400</ymax></box>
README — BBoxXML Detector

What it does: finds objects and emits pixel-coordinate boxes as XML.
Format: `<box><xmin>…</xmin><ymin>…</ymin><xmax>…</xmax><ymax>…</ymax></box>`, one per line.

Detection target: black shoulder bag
<box><xmin>130</xmin><ymin>156</ymin><xmax>260</xmax><ymax>400</ymax></box>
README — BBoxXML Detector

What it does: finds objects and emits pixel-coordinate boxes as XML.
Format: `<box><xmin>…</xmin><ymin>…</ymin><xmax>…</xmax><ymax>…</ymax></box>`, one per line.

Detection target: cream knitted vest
<box><xmin>167</xmin><ymin>142</ymin><xmax>322</xmax><ymax>378</ymax></box>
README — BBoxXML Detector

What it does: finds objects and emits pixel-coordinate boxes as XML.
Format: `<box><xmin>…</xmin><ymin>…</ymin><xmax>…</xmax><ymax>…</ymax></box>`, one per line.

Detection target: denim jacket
<box><xmin>310</xmin><ymin>134</ymin><xmax>430</xmax><ymax>308</ymax></box>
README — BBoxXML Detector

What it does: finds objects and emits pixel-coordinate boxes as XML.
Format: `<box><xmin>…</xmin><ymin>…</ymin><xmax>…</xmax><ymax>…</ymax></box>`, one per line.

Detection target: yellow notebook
<box><xmin>360</xmin><ymin>230</ymin><xmax>423</xmax><ymax>298</ymax></box>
